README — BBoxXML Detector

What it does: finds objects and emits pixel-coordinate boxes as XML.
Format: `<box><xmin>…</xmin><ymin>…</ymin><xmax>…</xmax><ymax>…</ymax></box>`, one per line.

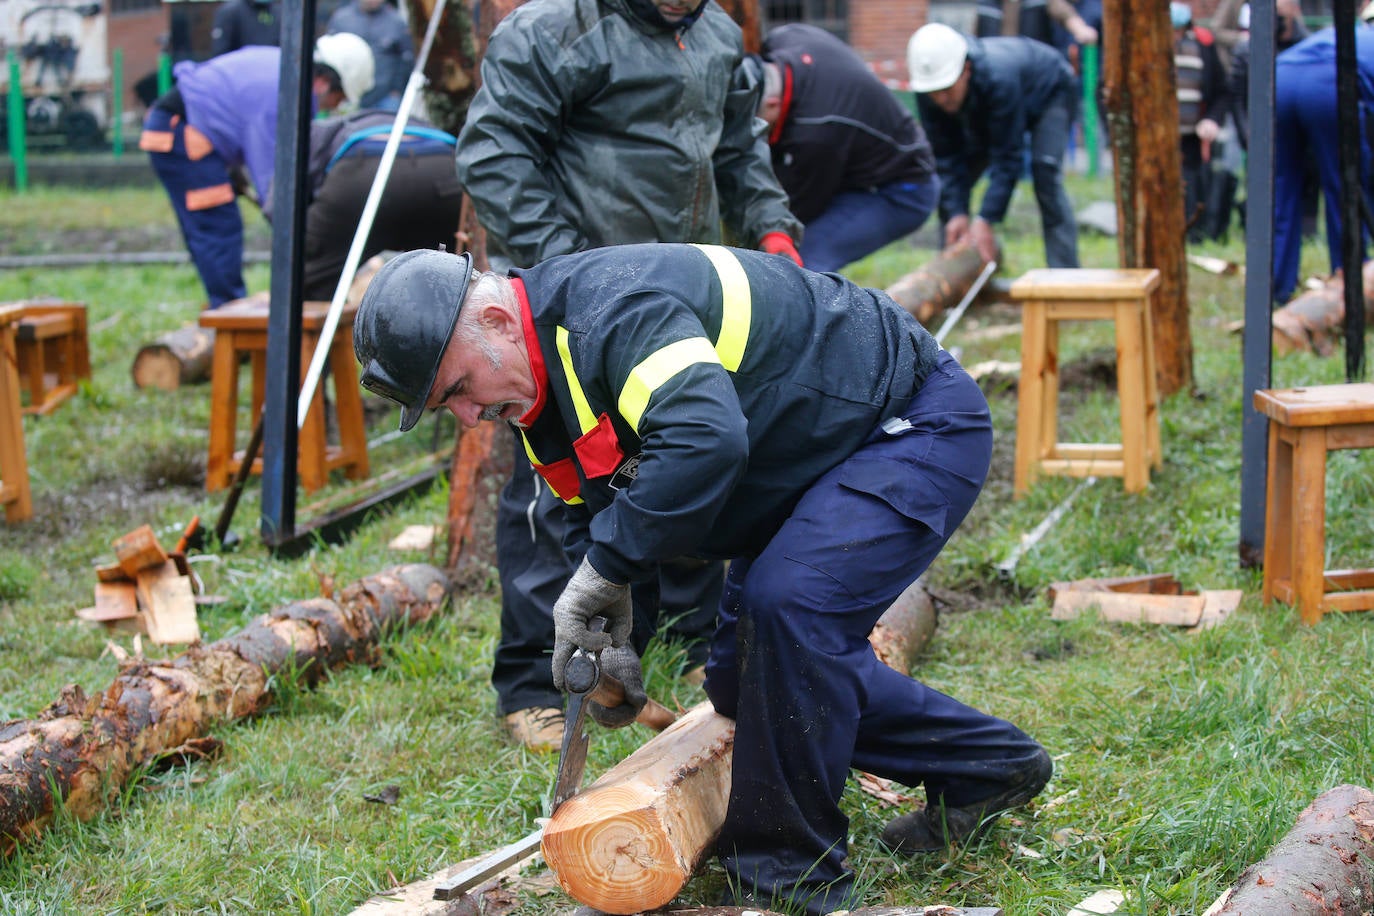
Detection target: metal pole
<box><xmin>1335</xmin><ymin>0</ymin><xmax>1366</xmax><ymax>381</ymax></box>
<box><xmin>1238</xmin><ymin>0</ymin><xmax>1276</xmax><ymax>566</ymax></box>
<box><xmin>112</xmin><ymin>48</ymin><xmax>124</xmax><ymax>158</ymax></box>
<box><xmin>297</xmin><ymin>0</ymin><xmax>451</xmax><ymax>430</ymax></box>
<box><xmin>157</xmin><ymin>52</ymin><xmax>172</xmax><ymax>96</ymax></box>
<box><xmin>260</xmin><ymin>0</ymin><xmax>316</xmax><ymax>544</ymax></box>
<box><xmin>6</xmin><ymin>51</ymin><xmax>27</xmax><ymax>192</ymax></box>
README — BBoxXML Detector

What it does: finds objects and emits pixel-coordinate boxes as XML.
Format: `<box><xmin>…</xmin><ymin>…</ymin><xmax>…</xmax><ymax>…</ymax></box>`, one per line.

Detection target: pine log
<box><xmin>868</xmin><ymin>578</ymin><xmax>936</xmax><ymax>673</ymax></box>
<box><xmin>541</xmin><ymin>702</ymin><xmax>735</xmax><ymax>914</ymax></box>
<box><xmin>1102</xmin><ymin>0</ymin><xmax>1192</xmax><ymax>396</ymax></box>
<box><xmin>0</xmin><ymin>564</ymin><xmax>449</xmax><ymax>856</ymax></box>
<box><xmin>884</xmin><ymin>243</ymin><xmax>989</xmax><ymax>325</ymax></box>
<box><xmin>1208</xmin><ymin>784</ymin><xmax>1374</xmax><ymax>914</ymax></box>
<box><xmin>131</xmin><ymin>325</ymin><xmax>215</xmax><ymax>391</ymax></box>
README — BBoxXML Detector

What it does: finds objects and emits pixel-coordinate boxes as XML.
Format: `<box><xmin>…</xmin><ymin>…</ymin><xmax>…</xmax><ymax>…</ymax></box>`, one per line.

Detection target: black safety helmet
<box><xmin>354</xmin><ymin>248</ymin><xmax>474</xmax><ymax>432</ymax></box>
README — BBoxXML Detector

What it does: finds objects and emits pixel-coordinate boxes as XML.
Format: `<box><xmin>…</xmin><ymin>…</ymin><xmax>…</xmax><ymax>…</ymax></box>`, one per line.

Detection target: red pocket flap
<box><xmin>573</xmin><ymin>413</ymin><xmax>625</xmax><ymax>479</ymax></box>
<box><xmin>534</xmin><ymin>457</ymin><xmax>581</xmax><ymax>502</ymax></box>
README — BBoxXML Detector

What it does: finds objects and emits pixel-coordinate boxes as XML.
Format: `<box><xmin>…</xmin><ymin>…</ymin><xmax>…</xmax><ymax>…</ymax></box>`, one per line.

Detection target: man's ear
<box><xmin>482</xmin><ymin>299</ymin><xmax>522</xmax><ymax>341</ymax></box>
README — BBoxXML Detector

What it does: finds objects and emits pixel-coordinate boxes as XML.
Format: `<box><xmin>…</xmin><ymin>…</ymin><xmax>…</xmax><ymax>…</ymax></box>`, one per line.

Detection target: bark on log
<box><xmin>1271</xmin><ymin>263</ymin><xmax>1374</xmax><ymax>356</ymax></box>
<box><xmin>883</xmin><ymin>244</ymin><xmax>989</xmax><ymax>325</ymax></box>
<box><xmin>542</xmin><ymin>702</ymin><xmax>735</xmax><ymax>914</ymax></box>
<box><xmin>1208</xmin><ymin>784</ymin><xmax>1374</xmax><ymax>915</ymax></box>
<box><xmin>1102</xmin><ymin>0</ymin><xmax>1193</xmax><ymax>396</ymax></box>
<box><xmin>131</xmin><ymin>325</ymin><xmax>215</xmax><ymax>391</ymax></box>
<box><xmin>868</xmin><ymin>578</ymin><xmax>937</xmax><ymax>673</ymax></box>
<box><xmin>0</xmin><ymin>564</ymin><xmax>450</xmax><ymax>856</ymax></box>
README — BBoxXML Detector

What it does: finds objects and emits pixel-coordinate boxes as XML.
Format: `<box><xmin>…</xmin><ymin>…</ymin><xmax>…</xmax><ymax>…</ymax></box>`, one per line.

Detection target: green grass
<box><xmin>2</xmin><ymin>173</ymin><xmax>1373</xmax><ymax>915</ymax></box>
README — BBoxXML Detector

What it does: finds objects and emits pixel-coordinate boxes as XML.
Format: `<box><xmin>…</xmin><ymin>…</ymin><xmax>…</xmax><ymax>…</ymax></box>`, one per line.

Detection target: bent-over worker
<box><xmin>352</xmin><ymin>244</ymin><xmax>1052</xmax><ymax>915</ymax></box>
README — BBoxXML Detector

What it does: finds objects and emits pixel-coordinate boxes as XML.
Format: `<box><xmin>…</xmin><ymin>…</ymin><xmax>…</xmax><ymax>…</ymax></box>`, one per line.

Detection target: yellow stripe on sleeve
<box><xmin>618</xmin><ymin>336</ymin><xmax>721</xmax><ymax>432</ymax></box>
<box><xmin>691</xmin><ymin>244</ymin><xmax>751</xmax><ymax>372</ymax></box>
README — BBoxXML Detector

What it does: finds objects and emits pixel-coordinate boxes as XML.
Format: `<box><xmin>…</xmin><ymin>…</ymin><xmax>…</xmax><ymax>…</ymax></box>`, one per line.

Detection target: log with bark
<box><xmin>1271</xmin><ymin>262</ymin><xmax>1374</xmax><ymax>356</ymax></box>
<box><xmin>883</xmin><ymin>244</ymin><xmax>990</xmax><ymax>326</ymax></box>
<box><xmin>1206</xmin><ymin>783</ymin><xmax>1374</xmax><ymax>915</ymax></box>
<box><xmin>541</xmin><ymin>702</ymin><xmax>736</xmax><ymax>914</ymax></box>
<box><xmin>131</xmin><ymin>325</ymin><xmax>215</xmax><ymax>391</ymax></box>
<box><xmin>0</xmin><ymin>563</ymin><xmax>449</xmax><ymax>856</ymax></box>
<box><xmin>868</xmin><ymin>577</ymin><xmax>936</xmax><ymax>673</ymax></box>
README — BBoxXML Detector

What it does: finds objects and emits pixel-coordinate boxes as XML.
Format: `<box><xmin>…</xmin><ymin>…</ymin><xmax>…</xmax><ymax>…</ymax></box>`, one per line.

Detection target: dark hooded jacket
<box><xmin>455</xmin><ymin>0</ymin><xmax>800</xmax><ymax>268</ymax></box>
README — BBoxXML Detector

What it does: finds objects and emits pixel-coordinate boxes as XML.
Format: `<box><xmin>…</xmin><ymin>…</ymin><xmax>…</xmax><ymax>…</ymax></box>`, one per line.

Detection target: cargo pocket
<box><xmin>835</xmin><ymin>458</ymin><xmax>951</xmax><ymax>540</ymax></box>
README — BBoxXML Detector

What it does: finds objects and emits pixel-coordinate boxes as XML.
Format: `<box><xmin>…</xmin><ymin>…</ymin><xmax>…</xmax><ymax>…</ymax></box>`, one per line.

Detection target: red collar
<box><xmin>769</xmin><ymin>62</ymin><xmax>794</xmax><ymax>145</ymax></box>
<box><xmin>511</xmin><ymin>277</ymin><xmax>549</xmax><ymax>426</ymax></box>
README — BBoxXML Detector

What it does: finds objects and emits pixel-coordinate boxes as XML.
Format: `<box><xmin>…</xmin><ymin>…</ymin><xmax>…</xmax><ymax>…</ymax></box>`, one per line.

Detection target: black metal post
<box><xmin>1238</xmin><ymin>0</ymin><xmax>1276</xmax><ymax>567</ymax></box>
<box><xmin>1336</xmin><ymin>0</ymin><xmax>1367</xmax><ymax>381</ymax></box>
<box><xmin>261</xmin><ymin>0</ymin><xmax>316</xmax><ymax>545</ymax></box>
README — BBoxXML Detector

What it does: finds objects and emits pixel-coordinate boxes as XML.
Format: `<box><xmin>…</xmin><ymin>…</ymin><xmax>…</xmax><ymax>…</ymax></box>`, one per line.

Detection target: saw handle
<box><xmin>563</xmin><ymin>653</ymin><xmax>678</xmax><ymax>732</ymax></box>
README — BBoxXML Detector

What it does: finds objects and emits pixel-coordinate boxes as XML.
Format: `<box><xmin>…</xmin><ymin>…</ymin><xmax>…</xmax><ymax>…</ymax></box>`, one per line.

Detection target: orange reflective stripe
<box><xmin>137</xmin><ymin>130</ymin><xmax>174</xmax><ymax>153</ymax></box>
<box><xmin>185</xmin><ymin>184</ymin><xmax>235</xmax><ymax>211</ymax></box>
<box><xmin>183</xmin><ymin>124</ymin><xmax>214</xmax><ymax>161</ymax></box>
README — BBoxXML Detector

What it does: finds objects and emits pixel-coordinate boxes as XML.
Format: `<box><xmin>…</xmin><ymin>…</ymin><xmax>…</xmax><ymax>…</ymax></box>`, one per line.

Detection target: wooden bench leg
<box><xmin>1141</xmin><ymin>297</ymin><xmax>1163</xmax><ymax>469</ymax></box>
<box><xmin>329</xmin><ymin>337</ymin><xmax>370</xmax><ymax>481</ymax></box>
<box><xmin>1292</xmin><ymin>427</ymin><xmax>1329</xmax><ymax>624</ymax></box>
<box><xmin>1014</xmin><ymin>305</ymin><xmax>1049</xmax><ymax>498</ymax></box>
<box><xmin>297</xmin><ymin>333</ymin><xmax>327</xmax><ymax>493</ymax></box>
<box><xmin>0</xmin><ymin>326</ymin><xmax>32</xmax><ymax>521</ymax></box>
<box><xmin>1116</xmin><ymin>300</ymin><xmax>1149</xmax><ymax>493</ymax></box>
<box><xmin>205</xmin><ymin>334</ymin><xmax>240</xmax><ymax>492</ymax></box>
<box><xmin>1262</xmin><ymin>425</ymin><xmax>1289</xmax><ymax>606</ymax></box>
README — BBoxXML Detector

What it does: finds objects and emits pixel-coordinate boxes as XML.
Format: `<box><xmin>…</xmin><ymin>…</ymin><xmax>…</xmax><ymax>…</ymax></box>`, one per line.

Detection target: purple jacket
<box><xmin>173</xmin><ymin>46</ymin><xmax>284</xmax><ymax>202</ymax></box>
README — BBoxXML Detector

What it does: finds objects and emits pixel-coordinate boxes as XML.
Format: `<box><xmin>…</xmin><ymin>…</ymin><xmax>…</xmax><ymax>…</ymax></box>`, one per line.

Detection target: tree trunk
<box><xmin>0</xmin><ymin>564</ymin><xmax>450</xmax><ymax>856</ymax></box>
<box><xmin>1208</xmin><ymin>784</ymin><xmax>1374</xmax><ymax>914</ymax></box>
<box><xmin>868</xmin><ymin>578</ymin><xmax>936</xmax><ymax>673</ymax></box>
<box><xmin>446</xmin><ymin>422</ymin><xmax>509</xmax><ymax>574</ymax></box>
<box><xmin>713</xmin><ymin>0</ymin><xmax>761</xmax><ymax>52</ymax></box>
<box><xmin>1101</xmin><ymin>0</ymin><xmax>1193</xmax><ymax>396</ymax></box>
<box><xmin>541</xmin><ymin>702</ymin><xmax>735</xmax><ymax>914</ymax></box>
<box><xmin>130</xmin><ymin>325</ymin><xmax>215</xmax><ymax>391</ymax></box>
<box><xmin>883</xmin><ymin>244</ymin><xmax>990</xmax><ymax>325</ymax></box>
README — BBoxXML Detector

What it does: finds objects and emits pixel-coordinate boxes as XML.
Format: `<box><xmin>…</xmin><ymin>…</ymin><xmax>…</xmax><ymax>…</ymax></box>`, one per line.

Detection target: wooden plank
<box><xmin>94</xmin><ymin>561</ymin><xmax>131</xmax><ymax>583</ymax></box>
<box><xmin>85</xmin><ymin>581</ymin><xmax>140</xmax><ymax>622</ymax></box>
<box><xmin>1186</xmin><ymin>590</ymin><xmax>1244</xmax><ymax>633</ymax></box>
<box><xmin>1051</xmin><ymin>590</ymin><xmax>1206</xmax><ymax>626</ymax></box>
<box><xmin>1046</xmin><ymin>573</ymin><xmax>1182</xmax><ymax>603</ymax></box>
<box><xmin>1010</xmin><ymin>268</ymin><xmax>1161</xmax><ymax>300</ymax></box>
<box><xmin>1253</xmin><ymin>383</ymin><xmax>1374</xmax><ymax>428</ymax></box>
<box><xmin>134</xmin><ymin>561</ymin><xmax>200</xmax><ymax>645</ymax></box>
<box><xmin>113</xmin><ymin>524</ymin><xmax>168</xmax><ymax>578</ymax></box>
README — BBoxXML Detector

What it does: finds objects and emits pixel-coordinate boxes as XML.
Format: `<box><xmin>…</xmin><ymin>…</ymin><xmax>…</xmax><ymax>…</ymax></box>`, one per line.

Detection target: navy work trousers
<box><xmin>799</xmin><ymin>178</ymin><xmax>939</xmax><ymax>274</ymax></box>
<box><xmin>704</xmin><ymin>351</ymin><xmax>1045</xmax><ymax>915</ymax></box>
<box><xmin>492</xmin><ymin>432</ymin><xmax>723</xmax><ymax>714</ymax></box>
<box><xmin>143</xmin><ymin>106</ymin><xmax>245</xmax><ymax>308</ymax></box>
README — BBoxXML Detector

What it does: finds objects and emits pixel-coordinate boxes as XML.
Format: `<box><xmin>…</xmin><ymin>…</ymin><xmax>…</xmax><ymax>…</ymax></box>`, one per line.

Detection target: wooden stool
<box><xmin>0</xmin><ymin>306</ymin><xmax>33</xmax><ymax>521</ymax></box>
<box><xmin>1254</xmin><ymin>383</ymin><xmax>1374</xmax><ymax>625</ymax></box>
<box><xmin>199</xmin><ymin>296</ymin><xmax>369</xmax><ymax>493</ymax></box>
<box><xmin>8</xmin><ymin>301</ymin><xmax>91</xmax><ymax>416</ymax></box>
<box><xmin>1011</xmin><ymin>268</ymin><xmax>1163</xmax><ymax>497</ymax></box>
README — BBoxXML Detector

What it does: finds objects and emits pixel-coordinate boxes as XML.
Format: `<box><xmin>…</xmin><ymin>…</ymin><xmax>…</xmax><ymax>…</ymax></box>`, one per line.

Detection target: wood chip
<box><xmin>388</xmin><ymin>524</ymin><xmax>440</xmax><ymax>551</ymax></box>
<box><xmin>1050</xmin><ymin>590</ymin><xmax>1206</xmax><ymax>627</ymax></box>
<box><xmin>135</xmin><ymin>560</ymin><xmax>200</xmax><ymax>645</ymax></box>
<box><xmin>1067</xmin><ymin>889</ymin><xmax>1125</xmax><ymax>916</ymax></box>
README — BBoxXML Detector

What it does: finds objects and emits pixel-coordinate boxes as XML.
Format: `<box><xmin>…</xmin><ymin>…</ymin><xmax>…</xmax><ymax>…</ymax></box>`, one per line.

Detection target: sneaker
<box><xmin>503</xmin><ymin>706</ymin><xmax>564</xmax><ymax>752</ymax></box>
<box><xmin>879</xmin><ymin>748</ymin><xmax>1053</xmax><ymax>855</ymax></box>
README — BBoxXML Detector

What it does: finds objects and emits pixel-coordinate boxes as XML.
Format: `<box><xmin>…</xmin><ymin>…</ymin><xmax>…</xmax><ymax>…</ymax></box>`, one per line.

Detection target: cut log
<box><xmin>0</xmin><ymin>564</ymin><xmax>449</xmax><ymax>856</ymax></box>
<box><xmin>112</xmin><ymin>524</ymin><xmax>168</xmax><ymax>579</ymax></box>
<box><xmin>1270</xmin><ymin>264</ymin><xmax>1374</xmax><ymax>356</ymax></box>
<box><xmin>131</xmin><ymin>325</ymin><xmax>215</xmax><ymax>391</ymax></box>
<box><xmin>884</xmin><ymin>243</ymin><xmax>990</xmax><ymax>325</ymax></box>
<box><xmin>868</xmin><ymin>577</ymin><xmax>936</xmax><ymax>673</ymax></box>
<box><xmin>1208</xmin><ymin>784</ymin><xmax>1374</xmax><ymax>915</ymax></box>
<box><xmin>541</xmin><ymin>702</ymin><xmax>735</xmax><ymax>914</ymax></box>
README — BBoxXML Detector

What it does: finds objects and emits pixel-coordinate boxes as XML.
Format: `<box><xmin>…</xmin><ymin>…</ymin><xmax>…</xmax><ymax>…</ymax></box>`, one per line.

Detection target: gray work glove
<box><xmin>588</xmin><ymin>645</ymin><xmax>647</xmax><ymax>729</ymax></box>
<box><xmin>551</xmin><ymin>556</ymin><xmax>632</xmax><ymax>692</ymax></box>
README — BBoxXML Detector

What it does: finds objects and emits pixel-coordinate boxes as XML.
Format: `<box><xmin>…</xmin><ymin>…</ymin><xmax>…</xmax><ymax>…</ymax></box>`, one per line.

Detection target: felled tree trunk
<box><xmin>1102</xmin><ymin>0</ymin><xmax>1193</xmax><ymax>396</ymax></box>
<box><xmin>1271</xmin><ymin>263</ymin><xmax>1374</xmax><ymax>356</ymax></box>
<box><xmin>542</xmin><ymin>702</ymin><xmax>735</xmax><ymax>914</ymax></box>
<box><xmin>868</xmin><ymin>578</ymin><xmax>936</xmax><ymax>673</ymax></box>
<box><xmin>884</xmin><ymin>243</ymin><xmax>988</xmax><ymax>325</ymax></box>
<box><xmin>0</xmin><ymin>564</ymin><xmax>449</xmax><ymax>856</ymax></box>
<box><xmin>131</xmin><ymin>325</ymin><xmax>214</xmax><ymax>391</ymax></box>
<box><xmin>1208</xmin><ymin>784</ymin><xmax>1374</xmax><ymax>914</ymax></box>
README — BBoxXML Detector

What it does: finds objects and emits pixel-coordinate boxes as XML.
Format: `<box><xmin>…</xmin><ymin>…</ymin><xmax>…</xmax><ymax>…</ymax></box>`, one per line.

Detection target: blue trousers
<box><xmin>1274</xmin><ymin>68</ymin><xmax>1372</xmax><ymax>303</ymax></box>
<box><xmin>142</xmin><ymin>106</ymin><xmax>246</xmax><ymax>308</ymax></box>
<box><xmin>799</xmin><ymin>179</ymin><xmax>939</xmax><ymax>274</ymax></box>
<box><xmin>704</xmin><ymin>351</ymin><xmax>1045</xmax><ymax>915</ymax></box>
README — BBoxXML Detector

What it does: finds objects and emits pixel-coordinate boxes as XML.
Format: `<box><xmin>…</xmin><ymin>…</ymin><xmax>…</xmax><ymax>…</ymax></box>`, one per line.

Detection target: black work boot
<box><xmin>879</xmin><ymin>747</ymin><xmax>1053</xmax><ymax>855</ymax></box>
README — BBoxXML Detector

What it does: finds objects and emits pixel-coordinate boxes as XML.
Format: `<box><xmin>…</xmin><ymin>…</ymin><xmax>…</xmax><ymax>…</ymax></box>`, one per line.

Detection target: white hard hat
<box><xmin>907</xmin><ymin>23</ymin><xmax>969</xmax><ymax>93</ymax></box>
<box><xmin>315</xmin><ymin>32</ymin><xmax>376</xmax><ymax>106</ymax></box>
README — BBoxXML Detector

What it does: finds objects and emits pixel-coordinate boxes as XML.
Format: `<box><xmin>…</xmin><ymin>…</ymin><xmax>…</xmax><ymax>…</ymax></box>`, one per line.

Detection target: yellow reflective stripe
<box><xmin>519</xmin><ymin>430</ymin><xmax>584</xmax><ymax>505</ymax></box>
<box><xmin>619</xmin><ymin>336</ymin><xmax>720</xmax><ymax>432</ymax></box>
<box><xmin>556</xmin><ymin>325</ymin><xmax>598</xmax><ymax>434</ymax></box>
<box><xmin>692</xmin><ymin>244</ymin><xmax>751</xmax><ymax>371</ymax></box>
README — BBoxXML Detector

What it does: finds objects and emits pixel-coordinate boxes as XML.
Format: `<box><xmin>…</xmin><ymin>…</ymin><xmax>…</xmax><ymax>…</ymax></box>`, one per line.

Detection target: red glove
<box><xmin>760</xmin><ymin>232</ymin><xmax>803</xmax><ymax>267</ymax></box>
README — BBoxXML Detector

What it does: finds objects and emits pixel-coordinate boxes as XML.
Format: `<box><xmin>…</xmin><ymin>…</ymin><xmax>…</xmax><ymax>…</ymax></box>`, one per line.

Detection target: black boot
<box><xmin>879</xmin><ymin>747</ymin><xmax>1053</xmax><ymax>855</ymax></box>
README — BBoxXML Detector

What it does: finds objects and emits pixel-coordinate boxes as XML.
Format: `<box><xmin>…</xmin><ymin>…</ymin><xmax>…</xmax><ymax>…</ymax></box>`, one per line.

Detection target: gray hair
<box><xmin>455</xmin><ymin>270</ymin><xmax>510</xmax><ymax>368</ymax></box>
